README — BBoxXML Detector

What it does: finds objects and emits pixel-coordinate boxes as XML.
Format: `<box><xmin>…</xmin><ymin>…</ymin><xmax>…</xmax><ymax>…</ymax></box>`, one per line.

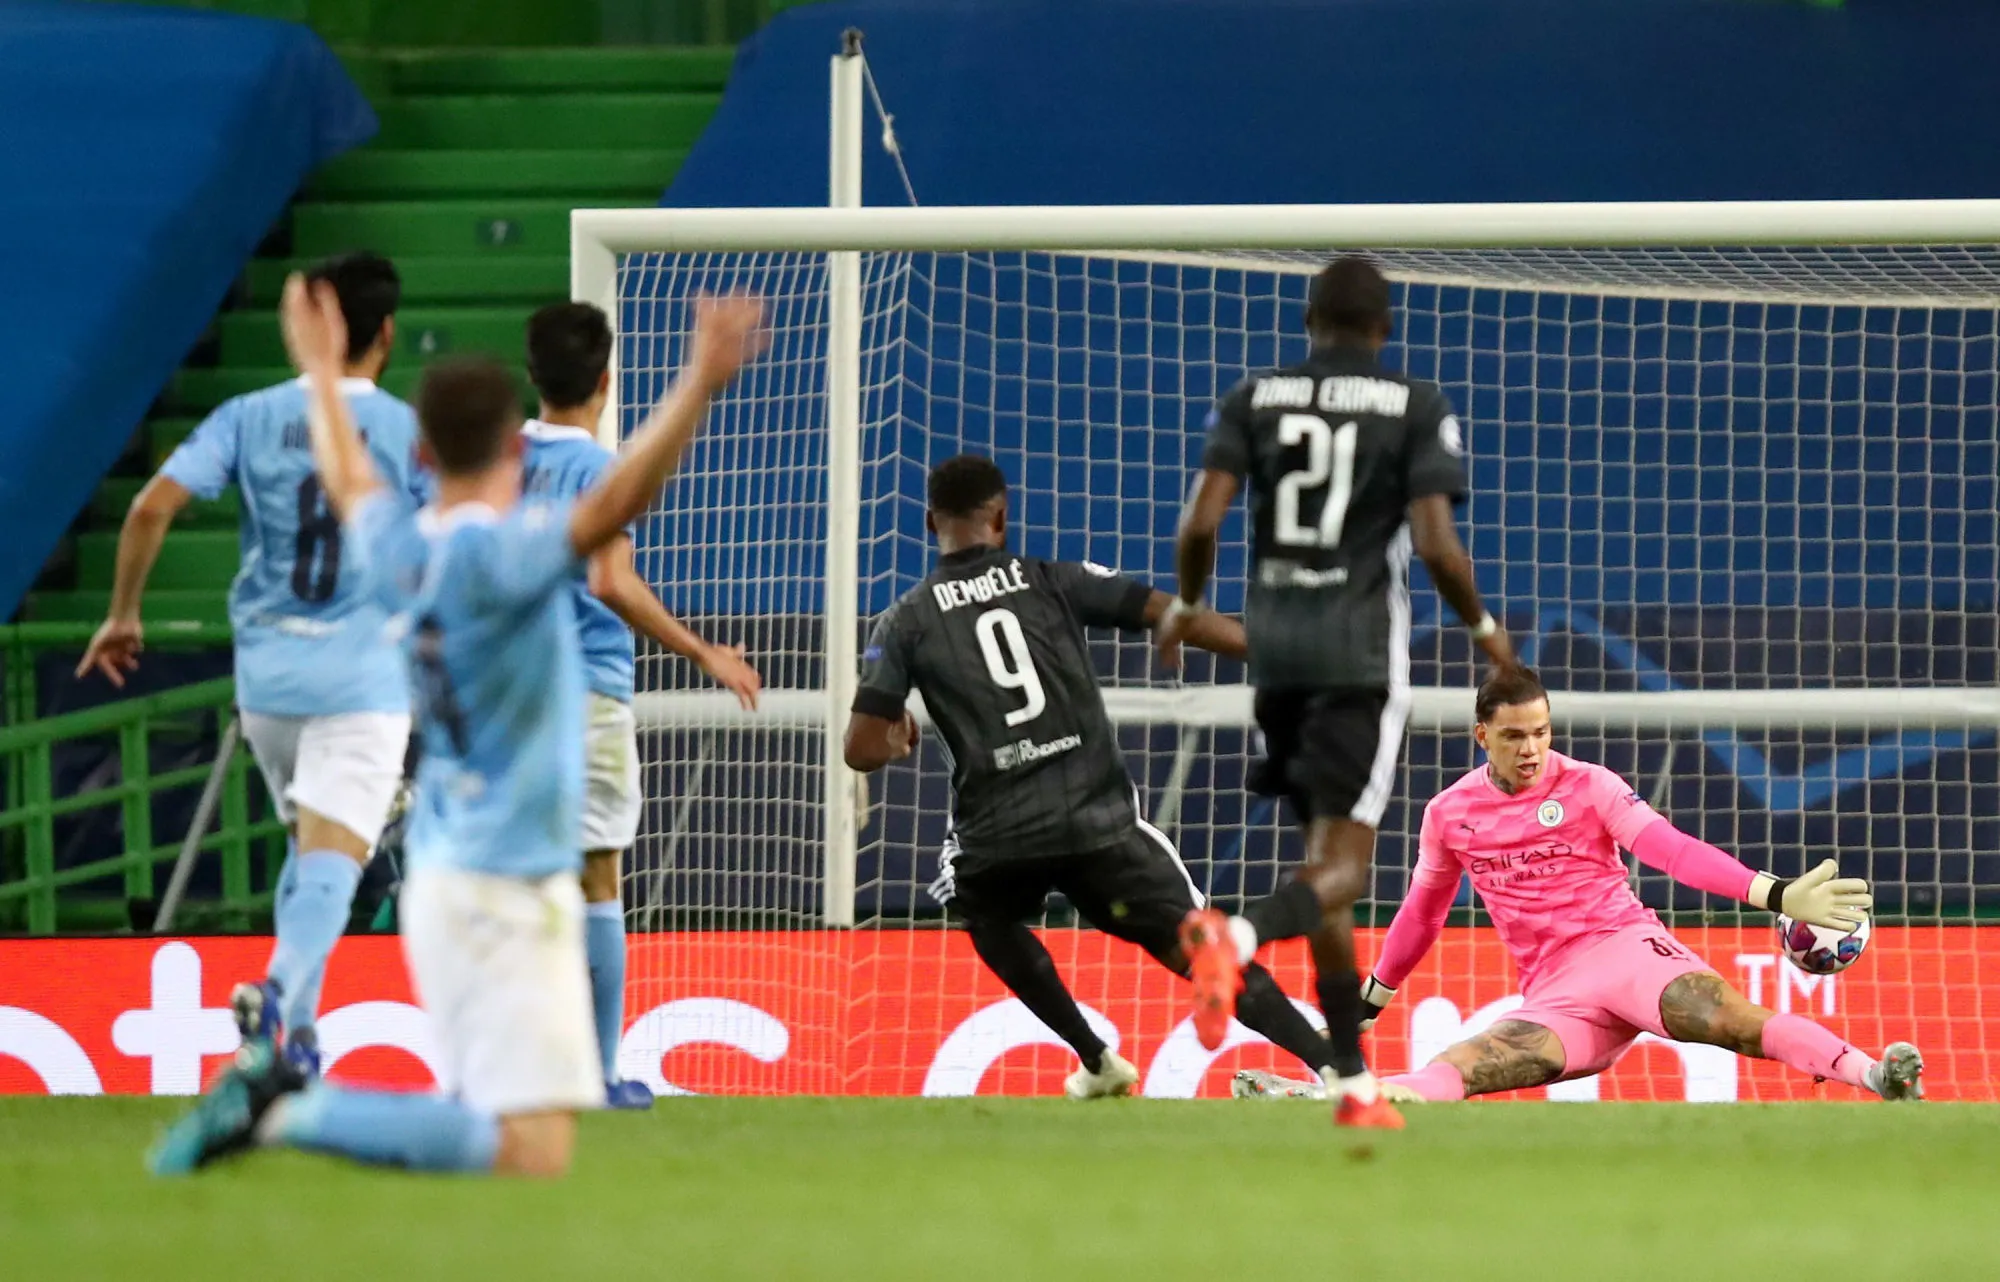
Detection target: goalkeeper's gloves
<box><xmin>1747</xmin><ymin>859</ymin><xmax>1872</xmax><ymax>932</ymax></box>
<box><xmin>1359</xmin><ymin>975</ymin><xmax>1396</xmax><ymax>1032</ymax></box>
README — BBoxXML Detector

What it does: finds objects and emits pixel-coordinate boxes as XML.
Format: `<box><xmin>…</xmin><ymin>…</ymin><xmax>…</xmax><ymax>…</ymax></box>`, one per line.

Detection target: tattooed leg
<box><xmin>1428</xmin><ymin>1020</ymin><xmax>1568</xmax><ymax>1098</ymax></box>
<box><xmin>1657</xmin><ymin>971</ymin><xmax>1767</xmax><ymax>1056</ymax></box>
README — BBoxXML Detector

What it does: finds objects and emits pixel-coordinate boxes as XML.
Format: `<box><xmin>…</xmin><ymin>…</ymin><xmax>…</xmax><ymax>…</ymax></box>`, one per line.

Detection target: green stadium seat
<box><xmin>371</xmin><ymin>47</ymin><xmax>735</xmax><ymax>95</ymax></box>
<box><xmin>92</xmin><ymin>478</ymin><xmax>240</xmax><ymax>529</ymax></box>
<box><xmin>148</xmin><ymin>417</ymin><xmax>204</xmax><ymax>468</ymax></box>
<box><xmin>78</xmin><ymin>530</ymin><xmax>239</xmax><ymax>591</ymax></box>
<box><xmin>291</xmin><ymin>198</ymin><xmax>640</xmax><ymax>259</ymax></box>
<box><xmin>309</xmin><ymin>148</ymin><xmax>687</xmax><ymax>200</ymax></box>
<box><xmin>220</xmin><ymin>306</ymin><xmax>536</xmax><ymax>367</ymax></box>
<box><xmin>244</xmin><ymin>256</ymin><xmax>571</xmax><ymax>307</ymax></box>
<box><xmin>23</xmin><ymin>588</ymin><xmax>232</xmax><ymax>628</ymax></box>
<box><xmin>372</xmin><ymin>93</ymin><xmax>720</xmax><ymax>151</ymax></box>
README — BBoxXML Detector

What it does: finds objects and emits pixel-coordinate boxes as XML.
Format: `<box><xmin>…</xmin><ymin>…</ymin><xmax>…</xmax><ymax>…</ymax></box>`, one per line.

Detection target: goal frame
<box><xmin>571</xmin><ymin>196</ymin><xmax>2000</xmax><ymax>927</ymax></box>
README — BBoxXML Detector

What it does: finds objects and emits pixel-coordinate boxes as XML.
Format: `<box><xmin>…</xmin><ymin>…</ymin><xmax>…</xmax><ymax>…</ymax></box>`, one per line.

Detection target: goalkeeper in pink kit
<box><xmin>1363</xmin><ymin>668</ymin><xmax>1923</xmax><ymax>1103</ymax></box>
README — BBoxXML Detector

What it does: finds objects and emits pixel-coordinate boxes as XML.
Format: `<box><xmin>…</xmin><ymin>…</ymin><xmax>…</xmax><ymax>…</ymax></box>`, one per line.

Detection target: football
<box><xmin>1777</xmin><ymin>913</ymin><xmax>1872</xmax><ymax>975</ymax></box>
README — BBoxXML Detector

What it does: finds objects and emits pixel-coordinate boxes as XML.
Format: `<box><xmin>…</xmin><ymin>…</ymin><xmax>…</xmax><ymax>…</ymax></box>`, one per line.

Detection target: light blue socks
<box><xmin>269</xmin><ymin>1084</ymin><xmax>498</xmax><ymax>1173</ymax></box>
<box><xmin>267</xmin><ymin>850</ymin><xmax>363</xmax><ymax>1038</ymax></box>
<box><xmin>584</xmin><ymin>901</ymin><xmax>626</xmax><ymax>1081</ymax></box>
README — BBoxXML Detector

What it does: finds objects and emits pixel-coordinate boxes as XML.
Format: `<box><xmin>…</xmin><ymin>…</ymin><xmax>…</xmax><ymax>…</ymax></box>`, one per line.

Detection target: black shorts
<box><xmin>932</xmin><ymin>825</ymin><xmax>1199</xmax><ymax>949</ymax></box>
<box><xmin>1252</xmin><ymin>687</ymin><xmax>1407</xmax><ymax>827</ymax></box>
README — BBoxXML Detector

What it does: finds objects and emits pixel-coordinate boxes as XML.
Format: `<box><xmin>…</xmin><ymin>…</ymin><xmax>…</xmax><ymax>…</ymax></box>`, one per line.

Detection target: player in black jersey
<box><xmin>845</xmin><ymin>454</ymin><xmax>1338</xmax><ymax>1097</ymax></box>
<box><xmin>1160</xmin><ymin>256</ymin><xmax>1517</xmax><ymax>1128</ymax></box>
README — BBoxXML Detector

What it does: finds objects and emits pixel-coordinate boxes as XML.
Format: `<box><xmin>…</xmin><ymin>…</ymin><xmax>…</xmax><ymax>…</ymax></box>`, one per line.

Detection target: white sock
<box><xmin>1334</xmin><ymin>1071</ymin><xmax>1379</xmax><ymax>1105</ymax></box>
<box><xmin>253</xmin><ymin>1096</ymin><xmax>294</xmax><ymax>1146</ymax></box>
<box><xmin>1227</xmin><ymin>916</ymin><xmax>1259</xmax><ymax>966</ymax></box>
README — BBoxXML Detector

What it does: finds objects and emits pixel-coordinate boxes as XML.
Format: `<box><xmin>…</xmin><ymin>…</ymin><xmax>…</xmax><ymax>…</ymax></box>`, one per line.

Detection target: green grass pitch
<box><xmin>2</xmin><ymin>1097</ymin><xmax>1994</xmax><ymax>1280</ymax></box>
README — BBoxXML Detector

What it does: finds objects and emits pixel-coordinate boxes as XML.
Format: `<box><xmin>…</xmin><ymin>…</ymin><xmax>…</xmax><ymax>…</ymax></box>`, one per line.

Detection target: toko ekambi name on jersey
<box><xmin>932</xmin><ymin>559</ymin><xmax>1032</xmax><ymax>612</ymax></box>
<box><xmin>1249</xmin><ymin>374</ymin><xmax>1411</xmax><ymax>417</ymax></box>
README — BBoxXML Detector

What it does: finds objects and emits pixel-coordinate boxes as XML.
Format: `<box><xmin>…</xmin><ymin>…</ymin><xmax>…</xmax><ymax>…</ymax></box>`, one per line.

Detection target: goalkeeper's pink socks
<box><xmin>1760</xmin><ymin>1013</ymin><xmax>1875</xmax><ymax>1089</ymax></box>
<box><xmin>1382</xmin><ymin>1061</ymin><xmax>1467</xmax><ymax>1101</ymax></box>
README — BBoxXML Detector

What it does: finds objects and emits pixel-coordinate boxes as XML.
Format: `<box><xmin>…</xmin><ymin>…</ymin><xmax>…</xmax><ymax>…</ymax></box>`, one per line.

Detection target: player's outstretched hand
<box><xmin>701</xmin><ymin>643</ymin><xmax>763</xmax><ymax>712</ymax></box>
<box><xmin>279</xmin><ymin>274</ymin><xmax>347</xmax><ymax>379</ymax></box>
<box><xmin>76</xmin><ymin>617</ymin><xmax>143</xmax><ymax>687</ymax></box>
<box><xmin>1782</xmin><ymin>859</ymin><xmax>1873</xmax><ymax>932</ymax></box>
<box><xmin>688</xmin><ymin>293</ymin><xmax>768</xmax><ymax>390</ymax></box>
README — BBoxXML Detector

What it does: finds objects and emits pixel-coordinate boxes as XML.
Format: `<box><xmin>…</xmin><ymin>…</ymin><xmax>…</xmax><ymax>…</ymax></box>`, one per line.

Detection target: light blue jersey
<box><xmin>161</xmin><ymin>377</ymin><xmax>419</xmax><ymax>718</ymax></box>
<box><xmin>350</xmin><ymin>493</ymin><xmax>585</xmax><ymax>879</ymax></box>
<box><xmin>520</xmin><ymin>420</ymin><xmax>635</xmax><ymax>703</ymax></box>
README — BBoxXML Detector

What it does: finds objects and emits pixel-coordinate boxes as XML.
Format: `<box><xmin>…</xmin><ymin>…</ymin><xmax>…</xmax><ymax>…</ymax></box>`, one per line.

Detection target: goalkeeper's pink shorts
<box><xmin>1510</xmin><ymin>924</ymin><xmax>1713</xmax><ymax>1078</ymax></box>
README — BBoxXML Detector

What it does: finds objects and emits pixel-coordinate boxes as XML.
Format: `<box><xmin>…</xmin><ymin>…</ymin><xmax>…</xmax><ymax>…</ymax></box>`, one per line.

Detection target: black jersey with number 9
<box><xmin>852</xmin><ymin>547</ymin><xmax>1154</xmax><ymax>862</ymax></box>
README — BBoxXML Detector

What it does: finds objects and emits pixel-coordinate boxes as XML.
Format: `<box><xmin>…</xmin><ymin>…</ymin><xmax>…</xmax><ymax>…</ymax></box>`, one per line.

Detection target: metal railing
<box><xmin>1</xmin><ymin>625</ymin><xmax>282</xmax><ymax>934</ymax></box>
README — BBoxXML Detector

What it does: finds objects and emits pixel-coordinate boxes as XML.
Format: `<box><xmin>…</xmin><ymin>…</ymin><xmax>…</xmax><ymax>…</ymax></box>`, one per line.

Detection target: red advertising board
<box><xmin>1</xmin><ymin>928</ymin><xmax>1990</xmax><ymax>1100</ymax></box>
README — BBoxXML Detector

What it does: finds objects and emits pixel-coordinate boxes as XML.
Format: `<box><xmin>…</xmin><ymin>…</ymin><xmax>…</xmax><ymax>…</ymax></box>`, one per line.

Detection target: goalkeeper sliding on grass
<box><xmin>1238</xmin><ymin>666</ymin><xmax>1924</xmax><ymax>1104</ymax></box>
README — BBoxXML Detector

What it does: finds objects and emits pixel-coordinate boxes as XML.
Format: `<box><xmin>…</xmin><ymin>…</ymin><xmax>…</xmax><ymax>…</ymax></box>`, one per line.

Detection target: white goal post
<box><xmin>573</xmin><ymin>197</ymin><xmax>2000</xmax><ymax>933</ymax></box>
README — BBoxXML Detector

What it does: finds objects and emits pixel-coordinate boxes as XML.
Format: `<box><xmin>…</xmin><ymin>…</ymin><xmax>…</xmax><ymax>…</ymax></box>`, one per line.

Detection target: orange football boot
<box><xmin>1178</xmin><ymin>907</ymin><xmax>1243</xmax><ymax>1051</ymax></box>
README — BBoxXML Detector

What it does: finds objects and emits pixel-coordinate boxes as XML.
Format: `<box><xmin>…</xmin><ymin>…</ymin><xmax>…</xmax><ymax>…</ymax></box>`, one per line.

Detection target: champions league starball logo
<box><xmin>1536</xmin><ymin>800</ymin><xmax>1565</xmax><ymax>827</ymax></box>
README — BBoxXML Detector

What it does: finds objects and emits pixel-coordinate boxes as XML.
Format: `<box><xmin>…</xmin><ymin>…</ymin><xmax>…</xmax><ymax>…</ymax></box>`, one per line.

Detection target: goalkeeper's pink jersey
<box><xmin>1408</xmin><ymin>750</ymin><xmax>1669</xmax><ymax>984</ymax></box>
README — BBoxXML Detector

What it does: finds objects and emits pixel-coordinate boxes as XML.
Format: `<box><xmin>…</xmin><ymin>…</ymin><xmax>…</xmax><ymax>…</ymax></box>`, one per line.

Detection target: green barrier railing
<box><xmin>2</xmin><ymin>620</ymin><xmax>234</xmax><ymax>730</ymax></box>
<box><xmin>0</xmin><ymin>649</ymin><xmax>285</xmax><ymax>935</ymax></box>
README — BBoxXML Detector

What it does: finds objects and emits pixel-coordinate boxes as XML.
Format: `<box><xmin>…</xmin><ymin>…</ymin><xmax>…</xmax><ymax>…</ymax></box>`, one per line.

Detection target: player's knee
<box><xmin>494</xmin><ymin>1112</ymin><xmax>576</xmax><ymax>1179</ymax></box>
<box><xmin>580</xmin><ymin>849</ymin><xmax>621</xmax><ymax>903</ymax></box>
<box><xmin>294</xmin><ymin>807</ymin><xmax>371</xmax><ymax>862</ymax></box>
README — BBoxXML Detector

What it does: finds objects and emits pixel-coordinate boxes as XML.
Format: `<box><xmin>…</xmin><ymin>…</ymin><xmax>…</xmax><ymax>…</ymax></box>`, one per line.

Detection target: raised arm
<box><xmin>587</xmin><ymin>536</ymin><xmax>762</xmax><ymax>710</ymax></box>
<box><xmin>282</xmin><ymin>276</ymin><xmax>383</xmax><ymax>518</ymax></box>
<box><xmin>566</xmin><ymin>295</ymin><xmax>765</xmax><ymax>560</ymax></box>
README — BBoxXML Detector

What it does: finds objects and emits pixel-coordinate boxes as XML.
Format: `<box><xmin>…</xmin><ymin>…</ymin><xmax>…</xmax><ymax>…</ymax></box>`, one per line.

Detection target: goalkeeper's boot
<box><xmin>1231</xmin><ymin>1068</ymin><xmax>1324</xmax><ymax>1100</ymax></box>
<box><xmin>1064</xmin><ymin>1050</ymin><xmax>1140</xmax><ymax>1100</ymax></box>
<box><xmin>1179</xmin><ymin>908</ymin><xmax>1242</xmax><ymax>1052</ymax></box>
<box><xmin>148</xmin><ymin>1037</ymin><xmax>304</xmax><ymax>1176</ymax></box>
<box><xmin>1332</xmin><ymin>1076</ymin><xmax>1406</xmax><ymax>1130</ymax></box>
<box><xmin>1869</xmin><ymin>1041</ymin><xmax>1925</xmax><ymax>1101</ymax></box>
<box><xmin>230</xmin><ymin>978</ymin><xmax>283</xmax><ymax>1047</ymax></box>
<box><xmin>604</xmin><ymin>1079</ymin><xmax>656</xmax><ymax>1110</ymax></box>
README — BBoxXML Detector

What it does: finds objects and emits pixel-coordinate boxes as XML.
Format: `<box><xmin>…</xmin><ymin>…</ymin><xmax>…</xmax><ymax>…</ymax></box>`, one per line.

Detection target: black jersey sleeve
<box><xmin>1404</xmin><ymin>383</ymin><xmax>1469</xmax><ymax>503</ymax></box>
<box><xmin>1199</xmin><ymin>378</ymin><xmax>1257</xmax><ymax>478</ymax></box>
<box><xmin>852</xmin><ymin>604</ymin><xmax>914</xmax><ymax>720</ymax></box>
<box><xmin>1042</xmin><ymin>559</ymin><xmax>1154</xmax><ymax>631</ymax></box>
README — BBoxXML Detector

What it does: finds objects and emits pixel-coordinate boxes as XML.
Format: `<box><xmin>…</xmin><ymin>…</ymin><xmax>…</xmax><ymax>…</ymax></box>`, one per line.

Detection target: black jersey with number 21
<box><xmin>1203</xmin><ymin>343</ymin><xmax>1468</xmax><ymax>692</ymax></box>
<box><xmin>853</xmin><ymin>547</ymin><xmax>1153</xmax><ymax>862</ymax></box>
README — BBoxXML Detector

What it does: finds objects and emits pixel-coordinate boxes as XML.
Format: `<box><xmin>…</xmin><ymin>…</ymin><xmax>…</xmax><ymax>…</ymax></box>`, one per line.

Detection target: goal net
<box><xmin>579</xmin><ymin>204</ymin><xmax>1999</xmax><ymax>1102</ymax></box>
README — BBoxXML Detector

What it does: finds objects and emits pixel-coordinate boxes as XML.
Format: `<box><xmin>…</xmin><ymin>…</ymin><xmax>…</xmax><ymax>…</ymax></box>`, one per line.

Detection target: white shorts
<box><xmin>240</xmin><ymin>711</ymin><xmax>411</xmax><ymax>847</ymax></box>
<box><xmin>582</xmin><ymin>693</ymin><xmax>641</xmax><ymax>853</ymax></box>
<box><xmin>400</xmin><ymin>867</ymin><xmax>605</xmax><ymax>1115</ymax></box>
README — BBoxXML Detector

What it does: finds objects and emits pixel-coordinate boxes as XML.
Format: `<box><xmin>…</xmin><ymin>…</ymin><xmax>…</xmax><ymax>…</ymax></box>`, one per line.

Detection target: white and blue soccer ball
<box><xmin>1777</xmin><ymin>913</ymin><xmax>1871</xmax><ymax>975</ymax></box>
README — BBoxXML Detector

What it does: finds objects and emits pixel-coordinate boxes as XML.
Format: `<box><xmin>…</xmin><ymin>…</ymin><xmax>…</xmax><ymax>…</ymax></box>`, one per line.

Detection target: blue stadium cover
<box><xmin>669</xmin><ymin>0</ymin><xmax>2000</xmax><ymax>209</ymax></box>
<box><xmin>0</xmin><ymin>2</ymin><xmax>375</xmax><ymax>618</ymax></box>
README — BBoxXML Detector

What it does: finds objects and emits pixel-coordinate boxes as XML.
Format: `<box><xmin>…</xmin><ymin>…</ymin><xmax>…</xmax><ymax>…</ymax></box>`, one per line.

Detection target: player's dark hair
<box><xmin>525</xmin><ymin>302</ymin><xmax>613</xmax><ymax>410</ymax></box>
<box><xmin>304</xmin><ymin>251</ymin><xmax>400</xmax><ymax>362</ymax></box>
<box><xmin>1305</xmin><ymin>255</ymin><xmax>1393</xmax><ymax>340</ymax></box>
<box><xmin>928</xmin><ymin>454</ymin><xmax>1009</xmax><ymax>519</ymax></box>
<box><xmin>1475</xmin><ymin>666</ymin><xmax>1549</xmax><ymax>723</ymax></box>
<box><xmin>417</xmin><ymin>357</ymin><xmax>523</xmax><ymax>476</ymax></box>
